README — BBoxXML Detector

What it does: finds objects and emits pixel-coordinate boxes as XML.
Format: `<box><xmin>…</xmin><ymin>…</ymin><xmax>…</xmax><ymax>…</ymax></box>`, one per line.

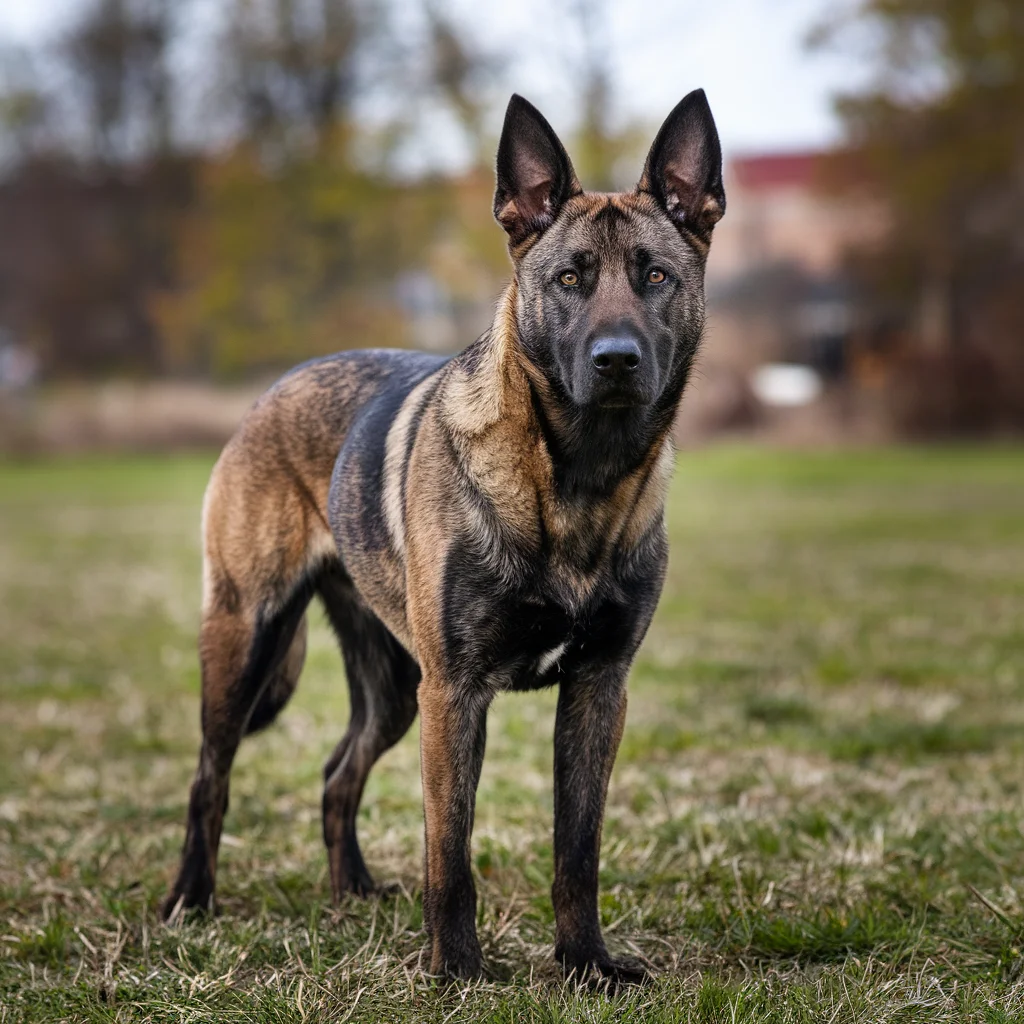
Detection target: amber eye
<box><xmin>559</xmin><ymin>270</ymin><xmax>579</xmax><ymax>287</ymax></box>
<box><xmin>647</xmin><ymin>268</ymin><xmax>667</xmax><ymax>284</ymax></box>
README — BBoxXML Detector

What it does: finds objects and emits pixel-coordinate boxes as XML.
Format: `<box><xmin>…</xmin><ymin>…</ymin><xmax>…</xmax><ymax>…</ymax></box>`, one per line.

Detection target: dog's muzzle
<box><xmin>591</xmin><ymin>337</ymin><xmax>642</xmax><ymax>380</ymax></box>
<box><xmin>588</xmin><ymin>336</ymin><xmax>651</xmax><ymax>407</ymax></box>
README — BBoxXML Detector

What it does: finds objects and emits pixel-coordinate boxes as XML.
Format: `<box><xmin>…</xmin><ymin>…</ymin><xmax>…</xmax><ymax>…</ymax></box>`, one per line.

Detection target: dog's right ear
<box><xmin>494</xmin><ymin>95</ymin><xmax>582</xmax><ymax>246</ymax></box>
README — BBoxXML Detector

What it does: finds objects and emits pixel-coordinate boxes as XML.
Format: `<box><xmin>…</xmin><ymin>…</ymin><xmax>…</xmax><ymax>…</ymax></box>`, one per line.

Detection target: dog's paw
<box><xmin>160</xmin><ymin>886</ymin><xmax>214</xmax><ymax>924</ymax></box>
<box><xmin>592</xmin><ymin>956</ymin><xmax>650</xmax><ymax>989</ymax></box>
<box><xmin>373</xmin><ymin>880</ymin><xmax>405</xmax><ymax>900</ymax></box>
<box><xmin>557</xmin><ymin>948</ymin><xmax>651</xmax><ymax>990</ymax></box>
<box><xmin>337</xmin><ymin>873</ymin><xmax>376</xmax><ymax>900</ymax></box>
<box><xmin>428</xmin><ymin>938</ymin><xmax>484</xmax><ymax>981</ymax></box>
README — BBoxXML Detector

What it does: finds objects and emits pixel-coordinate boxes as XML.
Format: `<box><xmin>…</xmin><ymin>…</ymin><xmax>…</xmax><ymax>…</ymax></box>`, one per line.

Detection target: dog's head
<box><xmin>494</xmin><ymin>91</ymin><xmax>724</xmax><ymax>417</ymax></box>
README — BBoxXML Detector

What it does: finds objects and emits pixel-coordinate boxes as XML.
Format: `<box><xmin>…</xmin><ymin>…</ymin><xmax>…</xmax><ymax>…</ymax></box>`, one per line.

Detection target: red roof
<box><xmin>731</xmin><ymin>152</ymin><xmax>825</xmax><ymax>191</ymax></box>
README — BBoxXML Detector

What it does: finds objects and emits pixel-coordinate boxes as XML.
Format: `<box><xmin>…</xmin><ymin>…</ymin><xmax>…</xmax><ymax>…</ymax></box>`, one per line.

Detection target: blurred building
<box><xmin>708</xmin><ymin>150</ymin><xmax>886</xmax><ymax>373</ymax></box>
<box><xmin>711</xmin><ymin>152</ymin><xmax>879</xmax><ymax>281</ymax></box>
<box><xmin>677</xmin><ymin>149</ymin><xmax>887</xmax><ymax>438</ymax></box>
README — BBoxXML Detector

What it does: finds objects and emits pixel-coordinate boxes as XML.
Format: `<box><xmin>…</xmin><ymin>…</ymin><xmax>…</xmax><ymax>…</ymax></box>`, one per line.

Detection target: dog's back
<box><xmin>202</xmin><ymin>348</ymin><xmax>447</xmax><ymax>624</ymax></box>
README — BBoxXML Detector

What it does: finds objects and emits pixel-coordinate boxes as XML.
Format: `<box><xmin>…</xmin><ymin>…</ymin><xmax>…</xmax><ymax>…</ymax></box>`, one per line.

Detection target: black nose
<box><xmin>591</xmin><ymin>337</ymin><xmax>642</xmax><ymax>377</ymax></box>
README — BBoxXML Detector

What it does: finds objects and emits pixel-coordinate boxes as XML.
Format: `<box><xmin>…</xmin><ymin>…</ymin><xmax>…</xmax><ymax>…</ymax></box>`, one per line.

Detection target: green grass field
<box><xmin>2</xmin><ymin>446</ymin><xmax>1023</xmax><ymax>1022</ymax></box>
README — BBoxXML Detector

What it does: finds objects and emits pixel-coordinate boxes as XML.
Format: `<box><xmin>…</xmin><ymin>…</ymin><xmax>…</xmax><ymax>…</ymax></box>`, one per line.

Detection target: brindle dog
<box><xmin>163</xmin><ymin>89</ymin><xmax>725</xmax><ymax>983</ymax></box>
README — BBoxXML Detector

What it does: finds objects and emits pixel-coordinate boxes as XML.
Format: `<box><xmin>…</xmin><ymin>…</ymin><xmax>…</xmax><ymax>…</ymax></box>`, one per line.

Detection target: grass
<box><xmin>1</xmin><ymin>445</ymin><xmax>1024</xmax><ymax>1022</ymax></box>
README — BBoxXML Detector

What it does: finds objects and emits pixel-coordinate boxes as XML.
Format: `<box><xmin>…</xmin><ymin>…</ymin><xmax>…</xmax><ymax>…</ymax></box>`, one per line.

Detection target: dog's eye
<box><xmin>647</xmin><ymin>269</ymin><xmax>667</xmax><ymax>284</ymax></box>
<box><xmin>559</xmin><ymin>271</ymin><xmax>579</xmax><ymax>287</ymax></box>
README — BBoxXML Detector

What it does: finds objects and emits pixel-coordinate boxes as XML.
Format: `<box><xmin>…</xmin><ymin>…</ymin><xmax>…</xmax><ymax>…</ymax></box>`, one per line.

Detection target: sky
<box><xmin>446</xmin><ymin>0</ymin><xmax>872</xmax><ymax>156</ymax></box>
<box><xmin>0</xmin><ymin>0</ymin><xmax>873</xmax><ymax>162</ymax></box>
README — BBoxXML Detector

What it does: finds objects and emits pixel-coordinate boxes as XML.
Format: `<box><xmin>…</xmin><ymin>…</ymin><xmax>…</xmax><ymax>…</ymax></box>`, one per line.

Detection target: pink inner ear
<box><xmin>662</xmin><ymin>170</ymin><xmax>696</xmax><ymax>222</ymax></box>
<box><xmin>663</xmin><ymin>168</ymin><xmax>722</xmax><ymax>229</ymax></box>
<box><xmin>513</xmin><ymin>145</ymin><xmax>557</xmax><ymax>205</ymax></box>
<box><xmin>496</xmin><ymin>199</ymin><xmax>520</xmax><ymax>230</ymax></box>
<box><xmin>519</xmin><ymin>178</ymin><xmax>554</xmax><ymax>221</ymax></box>
<box><xmin>502</xmin><ymin>176</ymin><xmax>555</xmax><ymax>231</ymax></box>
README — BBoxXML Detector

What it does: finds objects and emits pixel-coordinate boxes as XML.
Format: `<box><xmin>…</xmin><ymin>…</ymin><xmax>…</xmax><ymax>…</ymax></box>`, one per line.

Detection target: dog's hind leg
<box><xmin>162</xmin><ymin>577</ymin><xmax>313</xmax><ymax>921</ymax></box>
<box><xmin>244</xmin><ymin>611</ymin><xmax>308</xmax><ymax>736</ymax></box>
<box><xmin>318</xmin><ymin>566</ymin><xmax>420</xmax><ymax>900</ymax></box>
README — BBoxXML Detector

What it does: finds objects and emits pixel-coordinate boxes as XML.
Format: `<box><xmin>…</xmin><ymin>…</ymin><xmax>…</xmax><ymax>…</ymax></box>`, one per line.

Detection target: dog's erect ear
<box><xmin>494</xmin><ymin>94</ymin><xmax>582</xmax><ymax>245</ymax></box>
<box><xmin>638</xmin><ymin>89</ymin><xmax>725</xmax><ymax>244</ymax></box>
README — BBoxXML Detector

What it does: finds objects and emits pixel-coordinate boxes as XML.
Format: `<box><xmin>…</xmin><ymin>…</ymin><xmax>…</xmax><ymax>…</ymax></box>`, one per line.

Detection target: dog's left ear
<box><xmin>638</xmin><ymin>89</ymin><xmax>725</xmax><ymax>244</ymax></box>
<box><xmin>494</xmin><ymin>94</ymin><xmax>582</xmax><ymax>246</ymax></box>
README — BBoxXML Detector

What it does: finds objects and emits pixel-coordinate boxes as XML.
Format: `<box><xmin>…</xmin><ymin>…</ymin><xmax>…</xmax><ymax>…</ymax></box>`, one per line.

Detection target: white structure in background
<box><xmin>751</xmin><ymin>363</ymin><xmax>823</xmax><ymax>407</ymax></box>
<box><xmin>0</xmin><ymin>329</ymin><xmax>38</xmax><ymax>391</ymax></box>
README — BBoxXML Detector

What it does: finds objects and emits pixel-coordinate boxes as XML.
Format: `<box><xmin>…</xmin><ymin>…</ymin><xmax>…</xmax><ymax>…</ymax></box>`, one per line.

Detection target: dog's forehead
<box><xmin>554</xmin><ymin>192</ymin><xmax>685</xmax><ymax>259</ymax></box>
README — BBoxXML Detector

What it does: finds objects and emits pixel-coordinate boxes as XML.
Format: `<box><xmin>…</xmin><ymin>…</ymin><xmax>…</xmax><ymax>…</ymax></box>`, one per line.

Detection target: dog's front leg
<box><xmin>418</xmin><ymin>676</ymin><xmax>490</xmax><ymax>978</ymax></box>
<box><xmin>552</xmin><ymin>669</ymin><xmax>647</xmax><ymax>985</ymax></box>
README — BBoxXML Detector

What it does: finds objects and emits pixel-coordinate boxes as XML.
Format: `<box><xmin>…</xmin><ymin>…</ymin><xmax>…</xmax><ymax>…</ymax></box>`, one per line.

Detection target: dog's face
<box><xmin>494</xmin><ymin>92</ymin><xmax>725</xmax><ymax>415</ymax></box>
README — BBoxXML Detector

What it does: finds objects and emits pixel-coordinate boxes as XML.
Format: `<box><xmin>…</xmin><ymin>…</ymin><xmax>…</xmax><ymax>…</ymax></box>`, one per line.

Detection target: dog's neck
<box><xmin>439</xmin><ymin>283</ymin><xmax>524</xmax><ymax>441</ymax></box>
<box><xmin>445</xmin><ymin>282</ymin><xmax>678</xmax><ymax>497</ymax></box>
<box><xmin>440</xmin><ymin>282</ymin><xmax>678</xmax><ymax>549</ymax></box>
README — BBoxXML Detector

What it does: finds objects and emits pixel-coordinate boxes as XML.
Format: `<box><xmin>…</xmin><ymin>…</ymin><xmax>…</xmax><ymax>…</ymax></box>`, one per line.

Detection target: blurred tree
<box><xmin>412</xmin><ymin>2</ymin><xmax>509</xmax><ymax>319</ymax></box>
<box><xmin>152</xmin><ymin>144</ymin><xmax>452</xmax><ymax>376</ymax></box>
<box><xmin>0</xmin><ymin>46</ymin><xmax>52</xmax><ymax>165</ymax></box>
<box><xmin>0</xmin><ymin>158</ymin><xmax>194</xmax><ymax>377</ymax></box>
<box><xmin>422</xmin><ymin>2</ymin><xmax>503</xmax><ymax>165</ymax></box>
<box><xmin>152</xmin><ymin>0</ymin><xmax>493</xmax><ymax>376</ymax></box>
<box><xmin>568</xmin><ymin>0</ymin><xmax>616</xmax><ymax>190</ymax></box>
<box><xmin>0</xmin><ymin>1</ymin><xmax>191</xmax><ymax>378</ymax></box>
<box><xmin>813</xmin><ymin>0</ymin><xmax>1024</xmax><ymax>432</ymax></box>
<box><xmin>62</xmin><ymin>0</ymin><xmax>175</xmax><ymax>162</ymax></box>
<box><xmin>0</xmin><ymin>0</ymin><xmax>533</xmax><ymax>381</ymax></box>
<box><xmin>545</xmin><ymin>0</ymin><xmax>646</xmax><ymax>191</ymax></box>
<box><xmin>221</xmin><ymin>0</ymin><xmax>365</xmax><ymax>158</ymax></box>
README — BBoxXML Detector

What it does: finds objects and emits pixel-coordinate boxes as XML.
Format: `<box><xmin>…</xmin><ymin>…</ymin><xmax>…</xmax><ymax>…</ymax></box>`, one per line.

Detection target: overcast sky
<box><xmin>0</xmin><ymin>0</ymin><xmax>872</xmax><ymax>162</ymax></box>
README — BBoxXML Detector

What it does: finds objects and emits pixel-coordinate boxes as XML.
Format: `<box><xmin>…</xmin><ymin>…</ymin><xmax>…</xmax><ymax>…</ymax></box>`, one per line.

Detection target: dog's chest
<box><xmin>476</xmin><ymin>592</ymin><xmax>590</xmax><ymax>692</ymax></box>
<box><xmin>497</xmin><ymin>590</ymin><xmax>578</xmax><ymax>689</ymax></box>
<box><xmin>494</xmin><ymin>584</ymin><xmax>635</xmax><ymax>692</ymax></box>
<box><xmin>445</xmin><ymin>539</ymin><xmax>628</xmax><ymax>692</ymax></box>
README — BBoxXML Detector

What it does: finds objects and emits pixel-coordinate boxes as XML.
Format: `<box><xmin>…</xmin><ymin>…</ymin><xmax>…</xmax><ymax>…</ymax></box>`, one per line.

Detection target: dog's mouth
<box><xmin>564</xmin><ymin>373</ymin><xmax>655</xmax><ymax>411</ymax></box>
<box><xmin>592</xmin><ymin>385</ymin><xmax>653</xmax><ymax>410</ymax></box>
<box><xmin>596</xmin><ymin>396</ymin><xmax>646</xmax><ymax>409</ymax></box>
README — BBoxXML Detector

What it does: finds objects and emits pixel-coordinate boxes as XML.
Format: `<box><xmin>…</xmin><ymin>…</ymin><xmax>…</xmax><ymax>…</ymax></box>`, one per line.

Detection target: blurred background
<box><xmin>0</xmin><ymin>0</ymin><xmax>1021</xmax><ymax>451</ymax></box>
<box><xmin>2</xmin><ymin>5</ymin><xmax>1024</xmax><ymax>1016</ymax></box>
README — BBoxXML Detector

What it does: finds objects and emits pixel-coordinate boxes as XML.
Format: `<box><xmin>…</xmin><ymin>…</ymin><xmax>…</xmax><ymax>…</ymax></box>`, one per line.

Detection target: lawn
<box><xmin>2</xmin><ymin>446</ymin><xmax>1023</xmax><ymax>1022</ymax></box>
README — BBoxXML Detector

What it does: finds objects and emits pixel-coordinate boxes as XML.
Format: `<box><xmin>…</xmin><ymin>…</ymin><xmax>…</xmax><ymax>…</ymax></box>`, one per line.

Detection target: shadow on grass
<box><xmin>825</xmin><ymin>718</ymin><xmax>1005</xmax><ymax>762</ymax></box>
<box><xmin>684</xmin><ymin>901</ymin><xmax>959</xmax><ymax>970</ymax></box>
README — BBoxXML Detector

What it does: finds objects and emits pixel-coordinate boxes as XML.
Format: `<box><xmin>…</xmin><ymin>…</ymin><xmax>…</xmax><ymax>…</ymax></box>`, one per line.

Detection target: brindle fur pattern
<box><xmin>164</xmin><ymin>89</ymin><xmax>726</xmax><ymax>984</ymax></box>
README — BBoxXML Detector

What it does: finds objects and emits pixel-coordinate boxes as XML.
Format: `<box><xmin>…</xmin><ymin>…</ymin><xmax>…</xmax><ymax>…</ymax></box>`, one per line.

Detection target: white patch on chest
<box><xmin>536</xmin><ymin>641</ymin><xmax>569</xmax><ymax>676</ymax></box>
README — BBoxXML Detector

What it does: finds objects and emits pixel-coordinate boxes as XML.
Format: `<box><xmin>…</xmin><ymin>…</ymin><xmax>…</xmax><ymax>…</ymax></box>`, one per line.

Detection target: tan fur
<box><xmin>382</xmin><ymin>373</ymin><xmax>437</xmax><ymax>558</ymax></box>
<box><xmin>417</xmin><ymin>679</ymin><xmax>457</xmax><ymax>902</ymax></box>
<box><xmin>200</xmin><ymin>364</ymin><xmax>362</xmax><ymax>622</ymax></box>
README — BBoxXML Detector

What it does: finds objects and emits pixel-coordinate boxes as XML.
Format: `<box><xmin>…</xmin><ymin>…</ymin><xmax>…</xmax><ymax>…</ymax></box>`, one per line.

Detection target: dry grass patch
<box><xmin>2</xmin><ymin>447</ymin><xmax>1024</xmax><ymax>1022</ymax></box>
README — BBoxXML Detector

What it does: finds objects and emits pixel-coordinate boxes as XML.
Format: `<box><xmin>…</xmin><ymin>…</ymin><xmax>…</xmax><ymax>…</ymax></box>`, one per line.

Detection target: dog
<box><xmin>162</xmin><ymin>89</ymin><xmax>725</xmax><ymax>982</ymax></box>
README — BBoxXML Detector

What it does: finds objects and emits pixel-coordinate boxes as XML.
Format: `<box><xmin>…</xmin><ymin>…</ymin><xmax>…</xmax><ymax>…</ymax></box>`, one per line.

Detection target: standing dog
<box><xmin>163</xmin><ymin>89</ymin><xmax>725</xmax><ymax>982</ymax></box>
